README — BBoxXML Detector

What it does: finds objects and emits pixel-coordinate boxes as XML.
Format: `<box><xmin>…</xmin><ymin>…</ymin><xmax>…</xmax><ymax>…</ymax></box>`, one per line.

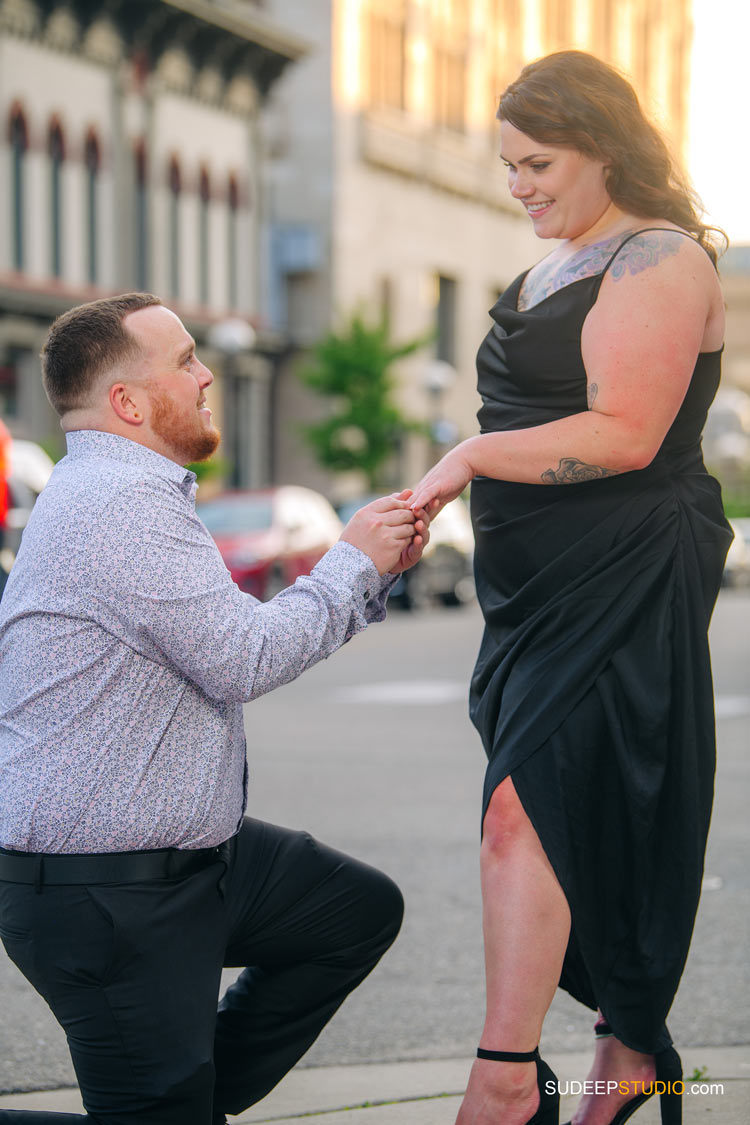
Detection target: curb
<box><xmin>0</xmin><ymin>1047</ymin><xmax>748</xmax><ymax>1121</ymax></box>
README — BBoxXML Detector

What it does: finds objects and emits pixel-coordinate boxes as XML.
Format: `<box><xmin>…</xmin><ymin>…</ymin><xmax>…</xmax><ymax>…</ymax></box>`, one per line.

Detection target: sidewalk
<box><xmin>0</xmin><ymin>1047</ymin><xmax>747</xmax><ymax>1122</ymax></box>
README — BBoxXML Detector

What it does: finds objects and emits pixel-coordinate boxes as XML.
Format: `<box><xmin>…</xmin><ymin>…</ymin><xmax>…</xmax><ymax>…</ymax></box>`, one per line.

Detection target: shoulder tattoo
<box><xmin>541</xmin><ymin>457</ymin><xmax>618</xmax><ymax>484</ymax></box>
<box><xmin>609</xmin><ymin>231</ymin><xmax>683</xmax><ymax>281</ymax></box>
<box><xmin>519</xmin><ymin>231</ymin><xmax>634</xmax><ymax>310</ymax></box>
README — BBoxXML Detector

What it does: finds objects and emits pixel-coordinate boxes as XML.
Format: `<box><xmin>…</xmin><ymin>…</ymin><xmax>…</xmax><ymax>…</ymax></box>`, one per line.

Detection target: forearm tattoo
<box><xmin>541</xmin><ymin>457</ymin><xmax>618</xmax><ymax>484</ymax></box>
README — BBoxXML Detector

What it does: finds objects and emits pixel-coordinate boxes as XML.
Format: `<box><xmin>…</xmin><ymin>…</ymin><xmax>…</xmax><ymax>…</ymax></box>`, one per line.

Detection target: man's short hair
<box><xmin>41</xmin><ymin>293</ymin><xmax>162</xmax><ymax>416</ymax></box>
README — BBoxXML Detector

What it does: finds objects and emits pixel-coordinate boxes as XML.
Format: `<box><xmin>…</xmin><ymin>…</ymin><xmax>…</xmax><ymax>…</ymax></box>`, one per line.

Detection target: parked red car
<box><xmin>197</xmin><ymin>486</ymin><xmax>343</xmax><ymax>601</ymax></box>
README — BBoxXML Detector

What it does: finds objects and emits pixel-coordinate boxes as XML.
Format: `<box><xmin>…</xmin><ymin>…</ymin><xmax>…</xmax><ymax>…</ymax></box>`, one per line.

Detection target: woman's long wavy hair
<box><xmin>498</xmin><ymin>51</ymin><xmax>725</xmax><ymax>264</ymax></box>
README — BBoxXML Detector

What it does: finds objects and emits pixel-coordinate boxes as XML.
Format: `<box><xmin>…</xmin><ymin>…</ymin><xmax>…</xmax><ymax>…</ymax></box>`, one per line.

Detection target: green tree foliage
<box><xmin>299</xmin><ymin>312</ymin><xmax>429</xmax><ymax>489</ymax></box>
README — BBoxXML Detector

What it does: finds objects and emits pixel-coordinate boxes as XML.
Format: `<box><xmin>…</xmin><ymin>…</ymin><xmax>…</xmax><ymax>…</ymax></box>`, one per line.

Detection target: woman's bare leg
<box><xmin>456</xmin><ymin>776</ymin><xmax>571</xmax><ymax>1125</ymax></box>
<box><xmin>569</xmin><ymin>1033</ymin><xmax>656</xmax><ymax>1125</ymax></box>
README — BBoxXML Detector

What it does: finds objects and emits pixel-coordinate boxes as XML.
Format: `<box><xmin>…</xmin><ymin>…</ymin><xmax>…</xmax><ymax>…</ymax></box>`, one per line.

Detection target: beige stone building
<box><xmin>263</xmin><ymin>0</ymin><xmax>694</xmax><ymax>494</ymax></box>
<box><xmin>0</xmin><ymin>0</ymin><xmax>305</xmax><ymax>485</ymax></box>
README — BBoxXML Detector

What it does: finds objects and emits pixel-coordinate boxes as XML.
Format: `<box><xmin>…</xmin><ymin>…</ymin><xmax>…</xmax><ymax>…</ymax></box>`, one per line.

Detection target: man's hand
<box><xmin>339</xmin><ymin>491</ymin><xmax>417</xmax><ymax>575</ymax></box>
<box><xmin>389</xmin><ymin>493</ymin><xmax>438</xmax><ymax>575</ymax></box>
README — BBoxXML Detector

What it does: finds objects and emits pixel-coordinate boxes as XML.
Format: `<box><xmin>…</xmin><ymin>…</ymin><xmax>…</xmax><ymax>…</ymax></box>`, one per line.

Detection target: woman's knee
<box><xmin>481</xmin><ymin>777</ymin><xmax>532</xmax><ymax>859</ymax></box>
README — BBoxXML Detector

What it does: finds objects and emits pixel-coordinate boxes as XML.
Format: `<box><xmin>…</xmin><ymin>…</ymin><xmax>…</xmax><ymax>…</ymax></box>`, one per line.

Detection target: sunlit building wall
<box><xmin>263</xmin><ymin>0</ymin><xmax>692</xmax><ymax>492</ymax></box>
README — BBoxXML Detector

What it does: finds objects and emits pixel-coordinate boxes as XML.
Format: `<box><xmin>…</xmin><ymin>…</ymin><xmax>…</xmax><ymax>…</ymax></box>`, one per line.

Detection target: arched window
<box><xmin>168</xmin><ymin>156</ymin><xmax>181</xmax><ymax>298</ymax></box>
<box><xmin>84</xmin><ymin>130</ymin><xmax>100</xmax><ymax>285</ymax></box>
<box><xmin>9</xmin><ymin>106</ymin><xmax>29</xmax><ymax>271</ymax></box>
<box><xmin>199</xmin><ymin>166</ymin><xmax>210</xmax><ymax>306</ymax></box>
<box><xmin>48</xmin><ymin>119</ymin><xmax>65</xmax><ymax>278</ymax></box>
<box><xmin>134</xmin><ymin>140</ymin><xmax>148</xmax><ymax>290</ymax></box>
<box><xmin>227</xmin><ymin>174</ymin><xmax>239</xmax><ymax>309</ymax></box>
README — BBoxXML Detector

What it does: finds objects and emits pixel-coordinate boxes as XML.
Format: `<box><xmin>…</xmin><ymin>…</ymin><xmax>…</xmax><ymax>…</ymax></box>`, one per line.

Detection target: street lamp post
<box><xmin>207</xmin><ymin>318</ymin><xmax>257</xmax><ymax>488</ymax></box>
<box><xmin>422</xmin><ymin>359</ymin><xmax>458</xmax><ymax>467</ymax></box>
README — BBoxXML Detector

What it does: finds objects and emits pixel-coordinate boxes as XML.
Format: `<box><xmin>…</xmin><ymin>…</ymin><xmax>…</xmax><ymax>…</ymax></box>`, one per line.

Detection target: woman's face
<box><xmin>499</xmin><ymin>120</ymin><xmax>612</xmax><ymax>241</ymax></box>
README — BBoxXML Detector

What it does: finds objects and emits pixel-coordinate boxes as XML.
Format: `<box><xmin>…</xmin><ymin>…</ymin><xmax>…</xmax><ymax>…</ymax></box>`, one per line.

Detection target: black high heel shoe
<box><xmin>476</xmin><ymin>1046</ymin><xmax>559</xmax><ymax>1125</ymax></box>
<box><xmin>561</xmin><ymin>1023</ymin><xmax>682</xmax><ymax>1125</ymax></box>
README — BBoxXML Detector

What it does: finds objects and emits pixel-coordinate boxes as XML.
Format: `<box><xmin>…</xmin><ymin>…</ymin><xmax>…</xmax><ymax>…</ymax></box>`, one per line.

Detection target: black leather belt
<box><xmin>0</xmin><ymin>842</ymin><xmax>230</xmax><ymax>887</ymax></box>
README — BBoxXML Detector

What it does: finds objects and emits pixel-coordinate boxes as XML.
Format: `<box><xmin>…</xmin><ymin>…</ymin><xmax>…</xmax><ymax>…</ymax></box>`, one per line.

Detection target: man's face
<box><xmin>124</xmin><ymin>306</ymin><xmax>220</xmax><ymax>464</ymax></box>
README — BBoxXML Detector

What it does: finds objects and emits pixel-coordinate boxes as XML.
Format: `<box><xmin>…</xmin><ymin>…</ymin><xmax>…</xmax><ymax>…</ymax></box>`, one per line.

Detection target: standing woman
<box><xmin>409</xmin><ymin>51</ymin><xmax>732</xmax><ymax>1125</ymax></box>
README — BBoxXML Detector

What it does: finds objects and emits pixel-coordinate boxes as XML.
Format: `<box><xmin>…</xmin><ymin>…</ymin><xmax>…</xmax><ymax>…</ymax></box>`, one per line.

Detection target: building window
<box><xmin>596</xmin><ymin>0</ymin><xmax>616</xmax><ymax>61</ymax></box>
<box><xmin>489</xmin><ymin>0</ymin><xmax>523</xmax><ymax>137</ymax></box>
<box><xmin>635</xmin><ymin>2</ymin><xmax>652</xmax><ymax>101</ymax></box>
<box><xmin>168</xmin><ymin>156</ymin><xmax>181</xmax><ymax>299</ymax></box>
<box><xmin>368</xmin><ymin>0</ymin><xmax>406</xmax><ymax>111</ymax></box>
<box><xmin>48</xmin><ymin>119</ymin><xmax>65</xmax><ymax>279</ymax></box>
<box><xmin>436</xmin><ymin>274</ymin><xmax>457</xmax><ymax>365</ymax></box>
<box><xmin>544</xmin><ymin>0</ymin><xmax>573</xmax><ymax>50</ymax></box>
<box><xmin>84</xmin><ymin>130</ymin><xmax>100</xmax><ymax>286</ymax></box>
<box><xmin>199</xmin><ymin>166</ymin><xmax>210</xmax><ymax>307</ymax></box>
<box><xmin>0</xmin><ymin>349</ymin><xmax>19</xmax><ymax>418</ymax></box>
<box><xmin>134</xmin><ymin>141</ymin><xmax>148</xmax><ymax>290</ymax></box>
<box><xmin>8</xmin><ymin>106</ymin><xmax>28</xmax><ymax>272</ymax></box>
<box><xmin>227</xmin><ymin>174</ymin><xmax>239</xmax><ymax>309</ymax></box>
<box><xmin>433</xmin><ymin>0</ymin><xmax>469</xmax><ymax>133</ymax></box>
<box><xmin>669</xmin><ymin>24</ymin><xmax>687</xmax><ymax>155</ymax></box>
<box><xmin>379</xmin><ymin>276</ymin><xmax>394</xmax><ymax>330</ymax></box>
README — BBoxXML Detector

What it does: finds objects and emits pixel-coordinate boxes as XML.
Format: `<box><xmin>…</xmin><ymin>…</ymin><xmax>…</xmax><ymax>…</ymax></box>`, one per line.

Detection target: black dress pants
<box><xmin>0</xmin><ymin>817</ymin><xmax>403</xmax><ymax>1125</ymax></box>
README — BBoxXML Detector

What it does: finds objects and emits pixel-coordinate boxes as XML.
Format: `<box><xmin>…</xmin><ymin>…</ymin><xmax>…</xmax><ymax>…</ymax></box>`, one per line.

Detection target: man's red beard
<box><xmin>149</xmin><ymin>386</ymin><xmax>221</xmax><ymax>464</ymax></box>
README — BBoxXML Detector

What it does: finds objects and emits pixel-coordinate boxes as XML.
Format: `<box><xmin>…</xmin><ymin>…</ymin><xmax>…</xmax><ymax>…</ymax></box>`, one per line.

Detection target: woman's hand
<box><xmin>408</xmin><ymin>442</ymin><xmax>475</xmax><ymax>513</ymax></box>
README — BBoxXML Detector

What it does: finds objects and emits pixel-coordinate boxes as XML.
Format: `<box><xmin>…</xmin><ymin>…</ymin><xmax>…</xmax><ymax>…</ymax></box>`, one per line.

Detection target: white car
<box><xmin>9</xmin><ymin>438</ymin><xmax>55</xmax><ymax>496</ymax></box>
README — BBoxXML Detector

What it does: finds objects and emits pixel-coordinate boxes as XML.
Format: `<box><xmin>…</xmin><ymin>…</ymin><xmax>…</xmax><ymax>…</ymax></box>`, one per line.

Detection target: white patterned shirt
<box><xmin>0</xmin><ymin>431</ymin><xmax>392</xmax><ymax>854</ymax></box>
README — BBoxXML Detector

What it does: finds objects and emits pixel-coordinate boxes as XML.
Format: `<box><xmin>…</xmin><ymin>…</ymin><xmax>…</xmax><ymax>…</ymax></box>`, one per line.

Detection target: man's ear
<box><xmin>109</xmin><ymin>382</ymin><xmax>146</xmax><ymax>427</ymax></box>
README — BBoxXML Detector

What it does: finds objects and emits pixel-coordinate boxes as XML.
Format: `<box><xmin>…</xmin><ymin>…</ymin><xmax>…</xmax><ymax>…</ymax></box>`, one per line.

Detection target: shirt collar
<box><xmin>65</xmin><ymin>430</ymin><xmax>197</xmax><ymax>498</ymax></box>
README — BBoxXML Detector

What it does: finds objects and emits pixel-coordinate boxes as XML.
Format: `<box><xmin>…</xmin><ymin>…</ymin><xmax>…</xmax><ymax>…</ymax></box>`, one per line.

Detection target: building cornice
<box><xmin>159</xmin><ymin>0</ymin><xmax>308</xmax><ymax>65</ymax></box>
<box><xmin>0</xmin><ymin>1</ymin><xmax>310</xmax><ymax>98</ymax></box>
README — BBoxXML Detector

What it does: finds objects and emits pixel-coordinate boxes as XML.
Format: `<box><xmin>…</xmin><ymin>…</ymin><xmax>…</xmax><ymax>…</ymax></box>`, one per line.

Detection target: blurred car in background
<box><xmin>722</xmin><ymin>518</ymin><xmax>750</xmax><ymax>587</ymax></box>
<box><xmin>335</xmin><ymin>494</ymin><xmax>475</xmax><ymax>610</ymax></box>
<box><xmin>197</xmin><ymin>485</ymin><xmax>343</xmax><ymax>601</ymax></box>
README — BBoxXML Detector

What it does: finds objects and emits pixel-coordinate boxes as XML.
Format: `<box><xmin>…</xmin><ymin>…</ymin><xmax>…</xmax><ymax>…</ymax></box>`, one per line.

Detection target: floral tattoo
<box><xmin>518</xmin><ymin>229</ymin><xmax>685</xmax><ymax>311</ymax></box>
<box><xmin>609</xmin><ymin>231</ymin><xmax>682</xmax><ymax>280</ymax></box>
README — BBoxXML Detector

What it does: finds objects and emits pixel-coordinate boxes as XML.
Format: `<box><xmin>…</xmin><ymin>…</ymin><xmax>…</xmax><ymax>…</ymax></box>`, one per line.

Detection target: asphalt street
<box><xmin>1</xmin><ymin>590</ymin><xmax>748</xmax><ymax>1095</ymax></box>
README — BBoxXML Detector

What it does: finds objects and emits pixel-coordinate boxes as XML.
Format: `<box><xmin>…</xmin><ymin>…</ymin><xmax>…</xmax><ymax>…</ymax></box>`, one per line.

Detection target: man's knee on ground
<box><xmin>374</xmin><ymin>870</ymin><xmax>404</xmax><ymax>947</ymax></box>
<box><xmin>337</xmin><ymin>864</ymin><xmax>404</xmax><ymax>962</ymax></box>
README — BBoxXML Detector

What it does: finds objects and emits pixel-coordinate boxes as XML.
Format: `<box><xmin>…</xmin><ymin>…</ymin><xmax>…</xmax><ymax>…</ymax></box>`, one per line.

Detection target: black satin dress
<box><xmin>469</xmin><ymin>230</ymin><xmax>733</xmax><ymax>1054</ymax></box>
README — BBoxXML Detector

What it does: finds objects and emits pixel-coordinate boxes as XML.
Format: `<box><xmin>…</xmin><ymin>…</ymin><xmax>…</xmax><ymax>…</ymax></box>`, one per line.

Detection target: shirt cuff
<box><xmin>312</xmin><ymin>540</ymin><xmax>396</xmax><ymax>621</ymax></box>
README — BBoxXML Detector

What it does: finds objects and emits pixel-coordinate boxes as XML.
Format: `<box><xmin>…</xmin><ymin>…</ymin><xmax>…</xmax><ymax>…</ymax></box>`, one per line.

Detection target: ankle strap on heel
<box><xmin>477</xmin><ymin>1046</ymin><xmax>540</xmax><ymax>1062</ymax></box>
